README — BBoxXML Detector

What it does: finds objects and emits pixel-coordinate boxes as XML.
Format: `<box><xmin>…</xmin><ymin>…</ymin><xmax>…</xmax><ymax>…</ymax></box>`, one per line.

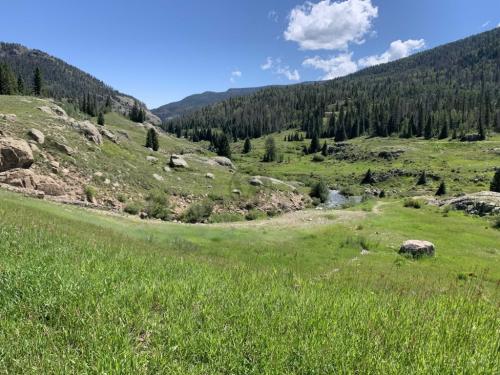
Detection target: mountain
<box><xmin>152</xmin><ymin>87</ymin><xmax>270</xmax><ymax>120</ymax></box>
<box><xmin>0</xmin><ymin>42</ymin><xmax>160</xmax><ymax>124</ymax></box>
<box><xmin>164</xmin><ymin>28</ymin><xmax>500</xmax><ymax>141</ymax></box>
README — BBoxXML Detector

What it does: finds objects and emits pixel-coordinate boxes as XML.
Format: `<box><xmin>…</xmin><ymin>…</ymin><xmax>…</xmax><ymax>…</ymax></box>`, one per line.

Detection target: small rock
<box><xmin>0</xmin><ymin>113</ymin><xmax>17</xmax><ymax>122</ymax></box>
<box><xmin>28</xmin><ymin>129</ymin><xmax>45</xmax><ymax>144</ymax></box>
<box><xmin>104</xmin><ymin>178</ymin><xmax>111</xmax><ymax>185</ymax></box>
<box><xmin>54</xmin><ymin>142</ymin><xmax>75</xmax><ymax>156</ymax></box>
<box><xmin>232</xmin><ymin>189</ymin><xmax>241</xmax><ymax>195</ymax></box>
<box><xmin>164</xmin><ymin>166</ymin><xmax>172</xmax><ymax>172</ymax></box>
<box><xmin>153</xmin><ymin>174</ymin><xmax>164</xmax><ymax>181</ymax></box>
<box><xmin>249</xmin><ymin>177</ymin><xmax>263</xmax><ymax>186</ymax></box>
<box><xmin>205</xmin><ymin>173</ymin><xmax>215</xmax><ymax>179</ymax></box>
<box><xmin>146</xmin><ymin>156</ymin><xmax>158</xmax><ymax>163</ymax></box>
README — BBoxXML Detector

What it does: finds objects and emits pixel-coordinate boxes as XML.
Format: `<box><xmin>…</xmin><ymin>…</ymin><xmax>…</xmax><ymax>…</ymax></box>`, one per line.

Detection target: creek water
<box><xmin>323</xmin><ymin>190</ymin><xmax>362</xmax><ymax>209</ymax></box>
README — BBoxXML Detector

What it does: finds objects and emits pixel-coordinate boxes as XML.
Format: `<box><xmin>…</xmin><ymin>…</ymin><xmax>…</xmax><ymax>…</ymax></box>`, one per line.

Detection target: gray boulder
<box><xmin>28</xmin><ymin>128</ymin><xmax>45</xmax><ymax>144</ymax></box>
<box><xmin>212</xmin><ymin>156</ymin><xmax>236</xmax><ymax>169</ymax></box>
<box><xmin>169</xmin><ymin>154</ymin><xmax>189</xmax><ymax>168</ymax></box>
<box><xmin>54</xmin><ymin>142</ymin><xmax>75</xmax><ymax>156</ymax></box>
<box><xmin>0</xmin><ymin>137</ymin><xmax>34</xmax><ymax>172</ymax></box>
<box><xmin>99</xmin><ymin>128</ymin><xmax>118</xmax><ymax>143</ymax></box>
<box><xmin>249</xmin><ymin>177</ymin><xmax>263</xmax><ymax>186</ymax></box>
<box><xmin>399</xmin><ymin>240</ymin><xmax>435</xmax><ymax>257</ymax></box>
<box><xmin>0</xmin><ymin>168</ymin><xmax>65</xmax><ymax>196</ymax></box>
<box><xmin>71</xmin><ymin>120</ymin><xmax>102</xmax><ymax>145</ymax></box>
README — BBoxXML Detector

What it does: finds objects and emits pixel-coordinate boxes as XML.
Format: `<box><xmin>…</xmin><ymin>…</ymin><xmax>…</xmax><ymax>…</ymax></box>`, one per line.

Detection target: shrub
<box><xmin>117</xmin><ymin>193</ymin><xmax>127</xmax><ymax>203</ymax></box>
<box><xmin>436</xmin><ymin>181</ymin><xmax>447</xmax><ymax>196</ymax></box>
<box><xmin>490</xmin><ymin>169</ymin><xmax>500</xmax><ymax>192</ymax></box>
<box><xmin>417</xmin><ymin>171</ymin><xmax>427</xmax><ymax>185</ymax></box>
<box><xmin>245</xmin><ymin>209</ymin><xmax>266</xmax><ymax>221</ymax></box>
<box><xmin>404</xmin><ymin>198</ymin><xmax>422</xmax><ymax>209</ymax></box>
<box><xmin>209</xmin><ymin>212</ymin><xmax>244</xmax><ymax>223</ymax></box>
<box><xmin>361</xmin><ymin>169</ymin><xmax>375</xmax><ymax>184</ymax></box>
<box><xmin>124</xmin><ymin>202</ymin><xmax>141</xmax><ymax>215</ymax></box>
<box><xmin>84</xmin><ymin>186</ymin><xmax>97</xmax><ymax>202</ymax></box>
<box><xmin>492</xmin><ymin>217</ymin><xmax>500</xmax><ymax>230</ymax></box>
<box><xmin>312</xmin><ymin>154</ymin><xmax>325</xmax><ymax>162</ymax></box>
<box><xmin>145</xmin><ymin>191</ymin><xmax>171</xmax><ymax>221</ymax></box>
<box><xmin>183</xmin><ymin>200</ymin><xmax>214</xmax><ymax>223</ymax></box>
<box><xmin>310</xmin><ymin>179</ymin><xmax>329</xmax><ymax>203</ymax></box>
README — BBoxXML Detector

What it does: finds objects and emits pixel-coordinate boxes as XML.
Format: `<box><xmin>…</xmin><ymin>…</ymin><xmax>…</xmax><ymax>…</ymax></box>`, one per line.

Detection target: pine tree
<box><xmin>216</xmin><ymin>134</ymin><xmax>231</xmax><ymax>158</ymax></box>
<box><xmin>33</xmin><ymin>67</ymin><xmax>42</xmax><ymax>96</ymax></box>
<box><xmin>243</xmin><ymin>137</ymin><xmax>252</xmax><ymax>154</ymax></box>
<box><xmin>490</xmin><ymin>169</ymin><xmax>500</xmax><ymax>193</ymax></box>
<box><xmin>321</xmin><ymin>141</ymin><xmax>328</xmax><ymax>157</ymax></box>
<box><xmin>438</xmin><ymin>122</ymin><xmax>449</xmax><ymax>139</ymax></box>
<box><xmin>97</xmin><ymin>112</ymin><xmax>105</xmax><ymax>126</ymax></box>
<box><xmin>310</xmin><ymin>179</ymin><xmax>329</xmax><ymax>203</ymax></box>
<box><xmin>17</xmin><ymin>75</ymin><xmax>24</xmax><ymax>94</ymax></box>
<box><xmin>309</xmin><ymin>133</ymin><xmax>320</xmax><ymax>154</ymax></box>
<box><xmin>335</xmin><ymin>124</ymin><xmax>347</xmax><ymax>142</ymax></box>
<box><xmin>145</xmin><ymin>128</ymin><xmax>159</xmax><ymax>151</ymax></box>
<box><xmin>436</xmin><ymin>181</ymin><xmax>447</xmax><ymax>196</ymax></box>
<box><xmin>417</xmin><ymin>171</ymin><xmax>427</xmax><ymax>185</ymax></box>
<box><xmin>0</xmin><ymin>63</ymin><xmax>17</xmax><ymax>95</ymax></box>
<box><xmin>361</xmin><ymin>169</ymin><xmax>375</xmax><ymax>184</ymax></box>
<box><xmin>424</xmin><ymin>117</ymin><xmax>433</xmax><ymax>139</ymax></box>
<box><xmin>263</xmin><ymin>136</ymin><xmax>277</xmax><ymax>162</ymax></box>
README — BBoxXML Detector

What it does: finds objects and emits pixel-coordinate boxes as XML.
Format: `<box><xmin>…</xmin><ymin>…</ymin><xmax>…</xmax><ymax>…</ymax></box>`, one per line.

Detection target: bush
<box><xmin>117</xmin><ymin>193</ymin><xmax>127</xmax><ymax>203</ymax></box>
<box><xmin>492</xmin><ymin>217</ymin><xmax>500</xmax><ymax>230</ymax></box>
<box><xmin>183</xmin><ymin>200</ymin><xmax>214</xmax><ymax>223</ymax></box>
<box><xmin>312</xmin><ymin>154</ymin><xmax>325</xmax><ymax>162</ymax></box>
<box><xmin>84</xmin><ymin>186</ymin><xmax>97</xmax><ymax>202</ymax></box>
<box><xmin>245</xmin><ymin>209</ymin><xmax>266</xmax><ymax>221</ymax></box>
<box><xmin>209</xmin><ymin>212</ymin><xmax>245</xmax><ymax>223</ymax></box>
<box><xmin>124</xmin><ymin>202</ymin><xmax>141</xmax><ymax>215</ymax></box>
<box><xmin>403</xmin><ymin>198</ymin><xmax>422</xmax><ymax>209</ymax></box>
<box><xmin>145</xmin><ymin>191</ymin><xmax>171</xmax><ymax>221</ymax></box>
<box><xmin>310</xmin><ymin>179</ymin><xmax>329</xmax><ymax>203</ymax></box>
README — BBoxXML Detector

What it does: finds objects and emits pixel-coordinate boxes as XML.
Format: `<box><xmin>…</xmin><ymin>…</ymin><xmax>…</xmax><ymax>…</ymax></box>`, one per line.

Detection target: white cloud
<box><xmin>284</xmin><ymin>0</ymin><xmax>378</xmax><ymax>50</ymax></box>
<box><xmin>303</xmin><ymin>53</ymin><xmax>358</xmax><ymax>79</ymax></box>
<box><xmin>358</xmin><ymin>39</ymin><xmax>425</xmax><ymax>68</ymax></box>
<box><xmin>230</xmin><ymin>70</ymin><xmax>242</xmax><ymax>83</ymax></box>
<box><xmin>303</xmin><ymin>38</ymin><xmax>425</xmax><ymax>80</ymax></box>
<box><xmin>268</xmin><ymin>10</ymin><xmax>279</xmax><ymax>23</ymax></box>
<box><xmin>260</xmin><ymin>57</ymin><xmax>300</xmax><ymax>81</ymax></box>
<box><xmin>261</xmin><ymin>57</ymin><xmax>275</xmax><ymax>70</ymax></box>
<box><xmin>482</xmin><ymin>20</ymin><xmax>490</xmax><ymax>28</ymax></box>
<box><xmin>277</xmin><ymin>66</ymin><xmax>301</xmax><ymax>81</ymax></box>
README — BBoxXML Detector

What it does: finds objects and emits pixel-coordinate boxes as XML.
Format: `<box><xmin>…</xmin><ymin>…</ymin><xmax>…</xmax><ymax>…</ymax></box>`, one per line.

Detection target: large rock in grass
<box><xmin>212</xmin><ymin>156</ymin><xmax>235</xmax><ymax>169</ymax></box>
<box><xmin>399</xmin><ymin>240</ymin><xmax>435</xmax><ymax>257</ymax></box>
<box><xmin>0</xmin><ymin>137</ymin><xmax>34</xmax><ymax>172</ymax></box>
<box><xmin>71</xmin><ymin>120</ymin><xmax>102</xmax><ymax>145</ymax></box>
<box><xmin>169</xmin><ymin>154</ymin><xmax>188</xmax><ymax>168</ymax></box>
<box><xmin>249</xmin><ymin>177</ymin><xmax>263</xmax><ymax>186</ymax></box>
<box><xmin>0</xmin><ymin>168</ymin><xmax>65</xmax><ymax>196</ymax></box>
<box><xmin>28</xmin><ymin>128</ymin><xmax>45</xmax><ymax>144</ymax></box>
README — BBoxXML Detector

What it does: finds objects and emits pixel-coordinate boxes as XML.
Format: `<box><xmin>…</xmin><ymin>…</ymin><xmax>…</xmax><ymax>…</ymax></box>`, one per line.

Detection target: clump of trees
<box><xmin>0</xmin><ymin>64</ymin><xmax>42</xmax><ymax>96</ymax></box>
<box><xmin>145</xmin><ymin>128</ymin><xmax>159</xmax><ymax>151</ymax></box>
<box><xmin>310</xmin><ymin>179</ymin><xmax>329</xmax><ymax>203</ymax></box>
<box><xmin>130</xmin><ymin>101</ymin><xmax>146</xmax><ymax>123</ymax></box>
<box><xmin>211</xmin><ymin>133</ymin><xmax>231</xmax><ymax>158</ymax></box>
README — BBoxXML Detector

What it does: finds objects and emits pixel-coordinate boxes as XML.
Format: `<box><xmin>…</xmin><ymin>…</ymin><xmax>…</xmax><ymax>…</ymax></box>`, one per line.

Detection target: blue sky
<box><xmin>1</xmin><ymin>0</ymin><xmax>499</xmax><ymax>108</ymax></box>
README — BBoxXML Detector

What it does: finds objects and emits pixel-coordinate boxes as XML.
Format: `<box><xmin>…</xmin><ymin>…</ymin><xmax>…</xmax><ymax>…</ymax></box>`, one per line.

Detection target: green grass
<box><xmin>0</xmin><ymin>190</ymin><xmax>499</xmax><ymax>373</ymax></box>
<box><xmin>232</xmin><ymin>131</ymin><xmax>500</xmax><ymax>196</ymax></box>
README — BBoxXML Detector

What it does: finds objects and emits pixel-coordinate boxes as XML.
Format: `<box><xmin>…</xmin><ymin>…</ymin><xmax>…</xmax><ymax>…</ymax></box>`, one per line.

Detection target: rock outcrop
<box><xmin>399</xmin><ymin>240</ymin><xmax>435</xmax><ymax>257</ymax></box>
<box><xmin>444</xmin><ymin>191</ymin><xmax>500</xmax><ymax>216</ymax></box>
<box><xmin>0</xmin><ymin>168</ymin><xmax>65</xmax><ymax>196</ymax></box>
<box><xmin>71</xmin><ymin>120</ymin><xmax>102</xmax><ymax>145</ymax></box>
<box><xmin>0</xmin><ymin>137</ymin><xmax>34</xmax><ymax>172</ymax></box>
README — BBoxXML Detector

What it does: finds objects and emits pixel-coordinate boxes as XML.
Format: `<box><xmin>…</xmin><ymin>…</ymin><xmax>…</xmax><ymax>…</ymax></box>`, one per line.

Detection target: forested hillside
<box><xmin>163</xmin><ymin>29</ymin><xmax>500</xmax><ymax>142</ymax></box>
<box><xmin>152</xmin><ymin>87</ymin><xmax>268</xmax><ymax>120</ymax></box>
<box><xmin>0</xmin><ymin>43</ymin><xmax>160</xmax><ymax>124</ymax></box>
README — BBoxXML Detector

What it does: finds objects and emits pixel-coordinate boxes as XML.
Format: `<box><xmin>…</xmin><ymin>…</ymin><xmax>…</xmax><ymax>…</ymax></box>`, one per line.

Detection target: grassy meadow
<box><xmin>0</xmin><ymin>189</ymin><xmax>499</xmax><ymax>373</ymax></box>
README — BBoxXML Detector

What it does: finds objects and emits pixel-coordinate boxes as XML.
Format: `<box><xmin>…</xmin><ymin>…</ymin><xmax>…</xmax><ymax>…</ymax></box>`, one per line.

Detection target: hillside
<box><xmin>0</xmin><ymin>42</ymin><xmax>160</xmax><ymax>124</ymax></box>
<box><xmin>165</xmin><ymin>28</ymin><xmax>500</xmax><ymax>141</ymax></box>
<box><xmin>152</xmin><ymin>87</ymin><xmax>267</xmax><ymax>120</ymax></box>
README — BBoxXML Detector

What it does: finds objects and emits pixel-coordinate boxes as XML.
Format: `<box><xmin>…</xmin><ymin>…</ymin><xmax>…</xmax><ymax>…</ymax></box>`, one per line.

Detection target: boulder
<box><xmin>0</xmin><ymin>137</ymin><xmax>34</xmax><ymax>172</ymax></box>
<box><xmin>153</xmin><ymin>173</ymin><xmax>164</xmax><ymax>181</ymax></box>
<box><xmin>399</xmin><ymin>240</ymin><xmax>435</xmax><ymax>257</ymax></box>
<box><xmin>0</xmin><ymin>113</ymin><xmax>17</xmax><ymax>122</ymax></box>
<box><xmin>0</xmin><ymin>168</ymin><xmax>64</xmax><ymax>196</ymax></box>
<box><xmin>146</xmin><ymin>156</ymin><xmax>158</xmax><ymax>163</ymax></box>
<box><xmin>205</xmin><ymin>173</ymin><xmax>215</xmax><ymax>179</ymax></box>
<box><xmin>169</xmin><ymin>154</ymin><xmax>189</xmax><ymax>168</ymax></box>
<box><xmin>232</xmin><ymin>189</ymin><xmax>242</xmax><ymax>195</ymax></box>
<box><xmin>212</xmin><ymin>156</ymin><xmax>236</xmax><ymax>169</ymax></box>
<box><xmin>54</xmin><ymin>142</ymin><xmax>75</xmax><ymax>156</ymax></box>
<box><xmin>444</xmin><ymin>191</ymin><xmax>500</xmax><ymax>216</ymax></box>
<box><xmin>38</xmin><ymin>105</ymin><xmax>68</xmax><ymax>118</ymax></box>
<box><xmin>71</xmin><ymin>120</ymin><xmax>102</xmax><ymax>145</ymax></box>
<box><xmin>99</xmin><ymin>128</ymin><xmax>118</xmax><ymax>143</ymax></box>
<box><xmin>249</xmin><ymin>177</ymin><xmax>263</xmax><ymax>186</ymax></box>
<box><xmin>28</xmin><ymin>128</ymin><xmax>45</xmax><ymax>144</ymax></box>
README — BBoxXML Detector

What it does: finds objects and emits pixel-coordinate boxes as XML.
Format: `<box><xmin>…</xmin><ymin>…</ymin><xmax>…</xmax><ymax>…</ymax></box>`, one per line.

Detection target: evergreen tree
<box><xmin>97</xmin><ymin>112</ymin><xmax>105</xmax><ymax>126</ymax></box>
<box><xmin>361</xmin><ymin>169</ymin><xmax>375</xmax><ymax>184</ymax></box>
<box><xmin>438</xmin><ymin>122</ymin><xmax>449</xmax><ymax>139</ymax></box>
<box><xmin>334</xmin><ymin>124</ymin><xmax>347</xmax><ymax>142</ymax></box>
<box><xmin>263</xmin><ymin>136</ymin><xmax>277</xmax><ymax>162</ymax></box>
<box><xmin>436</xmin><ymin>181</ymin><xmax>447</xmax><ymax>196</ymax></box>
<box><xmin>33</xmin><ymin>67</ymin><xmax>42</xmax><ymax>96</ymax></box>
<box><xmin>0</xmin><ymin>63</ymin><xmax>17</xmax><ymax>95</ymax></box>
<box><xmin>145</xmin><ymin>128</ymin><xmax>159</xmax><ymax>151</ymax></box>
<box><xmin>17</xmin><ymin>75</ymin><xmax>24</xmax><ymax>94</ymax></box>
<box><xmin>321</xmin><ymin>141</ymin><xmax>328</xmax><ymax>157</ymax></box>
<box><xmin>310</xmin><ymin>179</ymin><xmax>329</xmax><ymax>203</ymax></box>
<box><xmin>243</xmin><ymin>137</ymin><xmax>252</xmax><ymax>154</ymax></box>
<box><xmin>424</xmin><ymin>117</ymin><xmax>433</xmax><ymax>139</ymax></box>
<box><xmin>417</xmin><ymin>171</ymin><xmax>427</xmax><ymax>185</ymax></box>
<box><xmin>216</xmin><ymin>134</ymin><xmax>231</xmax><ymax>158</ymax></box>
<box><xmin>490</xmin><ymin>169</ymin><xmax>500</xmax><ymax>193</ymax></box>
<box><xmin>309</xmin><ymin>133</ymin><xmax>320</xmax><ymax>154</ymax></box>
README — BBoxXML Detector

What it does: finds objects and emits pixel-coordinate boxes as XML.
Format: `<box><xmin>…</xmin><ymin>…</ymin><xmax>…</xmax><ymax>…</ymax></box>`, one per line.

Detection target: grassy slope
<box><xmin>0</xmin><ymin>189</ymin><xmax>499</xmax><ymax>373</ymax></box>
<box><xmin>0</xmin><ymin>96</ymin><xmax>268</xmax><ymax>204</ymax></box>
<box><xmin>232</xmin><ymin>131</ymin><xmax>500</xmax><ymax>196</ymax></box>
